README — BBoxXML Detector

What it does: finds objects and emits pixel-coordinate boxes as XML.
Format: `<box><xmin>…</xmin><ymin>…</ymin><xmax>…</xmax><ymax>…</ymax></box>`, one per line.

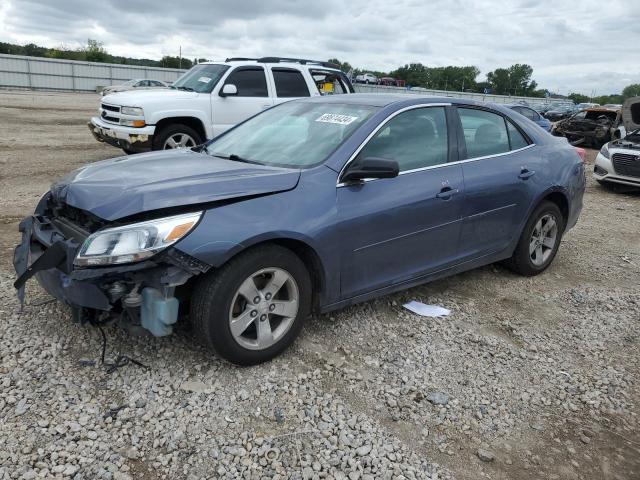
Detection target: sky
<box><xmin>1</xmin><ymin>0</ymin><xmax>639</xmax><ymax>96</ymax></box>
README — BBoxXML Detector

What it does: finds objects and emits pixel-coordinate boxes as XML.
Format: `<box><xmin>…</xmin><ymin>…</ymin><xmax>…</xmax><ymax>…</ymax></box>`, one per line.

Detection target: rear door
<box><xmin>268</xmin><ymin>67</ymin><xmax>312</xmax><ymax>106</ymax></box>
<box><xmin>337</xmin><ymin>105</ymin><xmax>465</xmax><ymax>298</ymax></box>
<box><xmin>455</xmin><ymin>106</ymin><xmax>542</xmax><ymax>260</ymax></box>
<box><xmin>211</xmin><ymin>66</ymin><xmax>274</xmax><ymax>136</ymax></box>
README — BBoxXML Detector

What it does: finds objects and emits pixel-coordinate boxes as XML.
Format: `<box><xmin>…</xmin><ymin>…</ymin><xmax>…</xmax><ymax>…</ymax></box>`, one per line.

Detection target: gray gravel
<box><xmin>1</xmin><ymin>90</ymin><xmax>639</xmax><ymax>479</ymax></box>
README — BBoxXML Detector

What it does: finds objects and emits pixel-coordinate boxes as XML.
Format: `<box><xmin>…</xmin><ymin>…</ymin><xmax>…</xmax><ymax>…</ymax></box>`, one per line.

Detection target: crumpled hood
<box><xmin>51</xmin><ymin>149</ymin><xmax>301</xmax><ymax>221</ymax></box>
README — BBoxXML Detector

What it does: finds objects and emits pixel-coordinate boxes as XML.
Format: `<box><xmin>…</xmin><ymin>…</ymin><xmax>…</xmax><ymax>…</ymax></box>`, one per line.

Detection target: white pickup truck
<box><xmin>88</xmin><ymin>57</ymin><xmax>354</xmax><ymax>153</ymax></box>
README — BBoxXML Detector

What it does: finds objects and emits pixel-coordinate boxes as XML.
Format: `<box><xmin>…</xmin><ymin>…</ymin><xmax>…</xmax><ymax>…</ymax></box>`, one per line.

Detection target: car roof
<box><xmin>299</xmin><ymin>93</ymin><xmax>498</xmax><ymax>109</ymax></box>
<box><xmin>200</xmin><ymin>59</ymin><xmax>342</xmax><ymax>72</ymax></box>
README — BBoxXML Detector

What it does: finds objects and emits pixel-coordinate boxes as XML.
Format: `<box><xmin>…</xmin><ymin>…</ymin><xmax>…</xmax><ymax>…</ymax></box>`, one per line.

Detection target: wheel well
<box><xmin>543</xmin><ymin>192</ymin><xmax>569</xmax><ymax>225</ymax></box>
<box><xmin>155</xmin><ymin>117</ymin><xmax>206</xmax><ymax>142</ymax></box>
<box><xmin>235</xmin><ymin>239</ymin><xmax>325</xmax><ymax>311</ymax></box>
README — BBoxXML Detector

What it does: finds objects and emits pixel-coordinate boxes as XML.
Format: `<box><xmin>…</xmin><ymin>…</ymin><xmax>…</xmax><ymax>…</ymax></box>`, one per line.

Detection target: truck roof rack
<box><xmin>225</xmin><ymin>57</ymin><xmax>341</xmax><ymax>69</ymax></box>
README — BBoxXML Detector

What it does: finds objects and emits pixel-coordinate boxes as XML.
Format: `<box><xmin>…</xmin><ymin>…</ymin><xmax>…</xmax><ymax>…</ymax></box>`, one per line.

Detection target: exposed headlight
<box><xmin>599</xmin><ymin>142</ymin><xmax>610</xmax><ymax>159</ymax></box>
<box><xmin>121</xmin><ymin>106</ymin><xmax>143</xmax><ymax>116</ymax></box>
<box><xmin>75</xmin><ymin>212</ymin><xmax>202</xmax><ymax>266</ymax></box>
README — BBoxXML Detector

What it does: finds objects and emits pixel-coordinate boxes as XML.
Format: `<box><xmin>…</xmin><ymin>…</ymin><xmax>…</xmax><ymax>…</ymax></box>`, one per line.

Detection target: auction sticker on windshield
<box><xmin>316</xmin><ymin>113</ymin><xmax>358</xmax><ymax>125</ymax></box>
<box><xmin>197</xmin><ymin>76</ymin><xmax>212</xmax><ymax>83</ymax></box>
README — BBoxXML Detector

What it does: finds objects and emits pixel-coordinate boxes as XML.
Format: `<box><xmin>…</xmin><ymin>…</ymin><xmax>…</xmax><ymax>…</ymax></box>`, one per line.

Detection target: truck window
<box><xmin>272</xmin><ymin>68</ymin><xmax>310</xmax><ymax>97</ymax></box>
<box><xmin>310</xmin><ymin>69</ymin><xmax>353</xmax><ymax>95</ymax></box>
<box><xmin>224</xmin><ymin>67</ymin><xmax>268</xmax><ymax>97</ymax></box>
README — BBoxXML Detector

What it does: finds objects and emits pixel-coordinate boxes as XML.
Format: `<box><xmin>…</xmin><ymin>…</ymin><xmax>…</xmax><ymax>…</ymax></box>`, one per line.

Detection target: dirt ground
<box><xmin>0</xmin><ymin>90</ymin><xmax>638</xmax><ymax>480</ymax></box>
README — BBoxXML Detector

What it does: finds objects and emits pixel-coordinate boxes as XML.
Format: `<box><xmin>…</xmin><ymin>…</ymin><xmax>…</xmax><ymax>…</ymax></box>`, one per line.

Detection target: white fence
<box><xmin>0</xmin><ymin>54</ymin><xmax>186</xmax><ymax>92</ymax></box>
<box><xmin>354</xmin><ymin>83</ymin><xmax>573</xmax><ymax>107</ymax></box>
<box><xmin>0</xmin><ymin>53</ymin><xmax>571</xmax><ymax>107</ymax></box>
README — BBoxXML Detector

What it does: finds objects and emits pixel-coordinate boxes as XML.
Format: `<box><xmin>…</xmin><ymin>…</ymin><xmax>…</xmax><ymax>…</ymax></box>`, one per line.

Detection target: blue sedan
<box><xmin>505</xmin><ymin>104</ymin><xmax>553</xmax><ymax>131</ymax></box>
<box><xmin>14</xmin><ymin>95</ymin><xmax>585</xmax><ymax>365</ymax></box>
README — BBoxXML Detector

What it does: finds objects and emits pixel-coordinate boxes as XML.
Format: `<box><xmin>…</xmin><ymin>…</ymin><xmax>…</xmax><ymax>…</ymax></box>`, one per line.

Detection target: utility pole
<box><xmin>179</xmin><ymin>46</ymin><xmax>182</xmax><ymax>69</ymax></box>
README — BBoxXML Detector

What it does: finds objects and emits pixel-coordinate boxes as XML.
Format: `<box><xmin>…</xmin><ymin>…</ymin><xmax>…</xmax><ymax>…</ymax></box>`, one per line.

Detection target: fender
<box><xmin>147</xmin><ymin>110</ymin><xmax>212</xmax><ymax>139</ymax></box>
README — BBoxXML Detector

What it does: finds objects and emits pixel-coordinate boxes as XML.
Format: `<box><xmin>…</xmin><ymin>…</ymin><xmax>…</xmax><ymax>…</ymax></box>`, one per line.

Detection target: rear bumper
<box><xmin>88</xmin><ymin>117</ymin><xmax>154</xmax><ymax>152</ymax></box>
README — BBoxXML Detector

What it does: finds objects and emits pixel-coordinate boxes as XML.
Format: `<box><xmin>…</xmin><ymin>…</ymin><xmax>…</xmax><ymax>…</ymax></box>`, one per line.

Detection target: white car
<box><xmin>88</xmin><ymin>57</ymin><xmax>354</xmax><ymax>153</ymax></box>
<box><xmin>101</xmin><ymin>79</ymin><xmax>168</xmax><ymax>96</ymax></box>
<box><xmin>355</xmin><ymin>72</ymin><xmax>378</xmax><ymax>84</ymax></box>
<box><xmin>593</xmin><ymin>97</ymin><xmax>640</xmax><ymax>188</ymax></box>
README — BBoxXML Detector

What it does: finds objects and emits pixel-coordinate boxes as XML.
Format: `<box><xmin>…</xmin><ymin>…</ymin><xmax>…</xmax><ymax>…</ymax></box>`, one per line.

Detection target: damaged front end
<box><xmin>13</xmin><ymin>193</ymin><xmax>210</xmax><ymax>337</ymax></box>
<box><xmin>553</xmin><ymin>110</ymin><xmax>618</xmax><ymax>147</ymax></box>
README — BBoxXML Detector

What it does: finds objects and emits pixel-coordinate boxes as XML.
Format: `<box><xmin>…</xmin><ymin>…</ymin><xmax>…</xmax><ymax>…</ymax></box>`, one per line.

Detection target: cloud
<box><xmin>1</xmin><ymin>0</ymin><xmax>639</xmax><ymax>94</ymax></box>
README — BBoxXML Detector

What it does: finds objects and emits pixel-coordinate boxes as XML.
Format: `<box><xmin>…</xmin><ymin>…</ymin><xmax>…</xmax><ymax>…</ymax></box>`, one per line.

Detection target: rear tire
<box><xmin>153</xmin><ymin>123</ymin><xmax>202</xmax><ymax>151</ymax></box>
<box><xmin>504</xmin><ymin>201</ymin><xmax>565</xmax><ymax>276</ymax></box>
<box><xmin>190</xmin><ymin>245</ymin><xmax>312</xmax><ymax>366</ymax></box>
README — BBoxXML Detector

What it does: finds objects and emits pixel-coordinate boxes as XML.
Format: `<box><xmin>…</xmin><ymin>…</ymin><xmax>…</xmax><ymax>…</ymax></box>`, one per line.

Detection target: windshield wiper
<box><xmin>211</xmin><ymin>153</ymin><xmax>262</xmax><ymax>165</ymax></box>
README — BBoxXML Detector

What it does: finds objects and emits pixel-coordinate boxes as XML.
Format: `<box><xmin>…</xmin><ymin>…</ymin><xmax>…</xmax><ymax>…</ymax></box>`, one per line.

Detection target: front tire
<box><xmin>153</xmin><ymin>124</ymin><xmax>202</xmax><ymax>151</ymax></box>
<box><xmin>504</xmin><ymin>201</ymin><xmax>565</xmax><ymax>276</ymax></box>
<box><xmin>190</xmin><ymin>245</ymin><xmax>312</xmax><ymax>365</ymax></box>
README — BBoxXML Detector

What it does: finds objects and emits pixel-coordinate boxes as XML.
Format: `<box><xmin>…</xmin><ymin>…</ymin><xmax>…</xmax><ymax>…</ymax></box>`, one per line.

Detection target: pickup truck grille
<box><xmin>100</xmin><ymin>103</ymin><xmax>121</xmax><ymax>124</ymax></box>
<box><xmin>101</xmin><ymin>103</ymin><xmax>120</xmax><ymax>112</ymax></box>
<box><xmin>612</xmin><ymin>153</ymin><xmax>640</xmax><ymax>178</ymax></box>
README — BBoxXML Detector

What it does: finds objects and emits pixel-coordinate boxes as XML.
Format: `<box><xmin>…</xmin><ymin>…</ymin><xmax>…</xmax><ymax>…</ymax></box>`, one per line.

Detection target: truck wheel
<box><xmin>190</xmin><ymin>245</ymin><xmax>312</xmax><ymax>366</ymax></box>
<box><xmin>503</xmin><ymin>201</ymin><xmax>565</xmax><ymax>276</ymax></box>
<box><xmin>153</xmin><ymin>124</ymin><xmax>202</xmax><ymax>150</ymax></box>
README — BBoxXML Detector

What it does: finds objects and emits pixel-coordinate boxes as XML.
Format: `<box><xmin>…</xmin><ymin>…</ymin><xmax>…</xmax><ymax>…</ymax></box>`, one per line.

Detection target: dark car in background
<box><xmin>506</xmin><ymin>104</ymin><xmax>552</xmax><ymax>131</ymax></box>
<box><xmin>545</xmin><ymin>105</ymin><xmax>576</xmax><ymax>121</ymax></box>
<box><xmin>14</xmin><ymin>94</ymin><xmax>585</xmax><ymax>365</ymax></box>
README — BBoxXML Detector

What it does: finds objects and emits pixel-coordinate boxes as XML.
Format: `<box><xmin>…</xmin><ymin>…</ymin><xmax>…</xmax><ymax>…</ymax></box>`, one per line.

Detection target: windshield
<box><xmin>207</xmin><ymin>101</ymin><xmax>377</xmax><ymax>168</ymax></box>
<box><xmin>122</xmin><ymin>80</ymin><xmax>137</xmax><ymax>86</ymax></box>
<box><xmin>172</xmin><ymin>64</ymin><xmax>230</xmax><ymax>93</ymax></box>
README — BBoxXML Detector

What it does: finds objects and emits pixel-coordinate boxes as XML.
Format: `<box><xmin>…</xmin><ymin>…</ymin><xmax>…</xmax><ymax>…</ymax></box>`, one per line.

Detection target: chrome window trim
<box><xmin>336</xmin><ymin>103</ymin><xmax>536</xmax><ymax>187</ymax></box>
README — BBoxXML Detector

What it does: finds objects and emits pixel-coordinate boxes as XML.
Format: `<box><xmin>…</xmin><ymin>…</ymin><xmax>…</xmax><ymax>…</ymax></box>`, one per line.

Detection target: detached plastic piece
<box><xmin>403</xmin><ymin>301</ymin><xmax>451</xmax><ymax>317</ymax></box>
<box><xmin>141</xmin><ymin>287</ymin><xmax>179</xmax><ymax>336</ymax></box>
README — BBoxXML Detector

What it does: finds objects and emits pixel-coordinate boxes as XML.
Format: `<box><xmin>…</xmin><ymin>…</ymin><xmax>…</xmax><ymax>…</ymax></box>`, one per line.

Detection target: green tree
<box><xmin>486</xmin><ymin>64</ymin><xmax>538</xmax><ymax>96</ymax></box>
<box><xmin>622</xmin><ymin>84</ymin><xmax>640</xmax><ymax>99</ymax></box>
<box><xmin>81</xmin><ymin>39</ymin><xmax>109</xmax><ymax>62</ymax></box>
<box><xmin>568</xmin><ymin>93</ymin><xmax>590</xmax><ymax>104</ymax></box>
<box><xmin>161</xmin><ymin>56</ymin><xmax>192</xmax><ymax>69</ymax></box>
<box><xmin>327</xmin><ymin>58</ymin><xmax>352</xmax><ymax>73</ymax></box>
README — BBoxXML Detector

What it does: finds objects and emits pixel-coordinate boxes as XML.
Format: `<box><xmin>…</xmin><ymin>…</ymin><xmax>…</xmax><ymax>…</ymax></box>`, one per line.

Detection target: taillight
<box><xmin>574</xmin><ymin>147</ymin><xmax>586</xmax><ymax>162</ymax></box>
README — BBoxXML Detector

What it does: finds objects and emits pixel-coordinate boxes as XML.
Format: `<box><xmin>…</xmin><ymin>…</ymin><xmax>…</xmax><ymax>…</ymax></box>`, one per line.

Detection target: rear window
<box><xmin>310</xmin><ymin>69</ymin><xmax>353</xmax><ymax>95</ymax></box>
<box><xmin>458</xmin><ymin>108</ymin><xmax>510</xmax><ymax>158</ymax></box>
<box><xmin>272</xmin><ymin>68</ymin><xmax>310</xmax><ymax>97</ymax></box>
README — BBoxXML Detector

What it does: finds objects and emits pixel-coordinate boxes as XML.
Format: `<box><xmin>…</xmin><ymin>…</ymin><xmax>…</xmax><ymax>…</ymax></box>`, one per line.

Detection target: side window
<box><xmin>357</xmin><ymin>107</ymin><xmax>448</xmax><ymax>172</ymax></box>
<box><xmin>526</xmin><ymin>108</ymin><xmax>541</xmax><ymax>121</ymax></box>
<box><xmin>458</xmin><ymin>108</ymin><xmax>509</xmax><ymax>158</ymax></box>
<box><xmin>224</xmin><ymin>68</ymin><xmax>268</xmax><ymax>97</ymax></box>
<box><xmin>272</xmin><ymin>68</ymin><xmax>310</xmax><ymax>97</ymax></box>
<box><xmin>506</xmin><ymin>120</ymin><xmax>529</xmax><ymax>150</ymax></box>
<box><xmin>310</xmin><ymin>69</ymin><xmax>350</xmax><ymax>95</ymax></box>
<box><xmin>136</xmin><ymin>80</ymin><xmax>148</xmax><ymax>87</ymax></box>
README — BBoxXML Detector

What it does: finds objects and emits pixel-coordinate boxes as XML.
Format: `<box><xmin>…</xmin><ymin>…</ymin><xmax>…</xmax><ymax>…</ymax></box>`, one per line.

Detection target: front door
<box><xmin>337</xmin><ymin>106</ymin><xmax>465</xmax><ymax>298</ymax></box>
<box><xmin>211</xmin><ymin>66</ymin><xmax>274</xmax><ymax>137</ymax></box>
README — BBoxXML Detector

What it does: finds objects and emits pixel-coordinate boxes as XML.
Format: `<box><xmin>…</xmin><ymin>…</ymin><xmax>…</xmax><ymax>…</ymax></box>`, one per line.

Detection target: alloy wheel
<box><xmin>228</xmin><ymin>267</ymin><xmax>299</xmax><ymax>351</ymax></box>
<box><xmin>163</xmin><ymin>133</ymin><xmax>196</xmax><ymax>149</ymax></box>
<box><xmin>529</xmin><ymin>213</ymin><xmax>558</xmax><ymax>266</ymax></box>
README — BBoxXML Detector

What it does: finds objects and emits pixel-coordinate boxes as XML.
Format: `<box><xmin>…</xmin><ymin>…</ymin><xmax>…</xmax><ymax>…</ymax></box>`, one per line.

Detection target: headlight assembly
<box><xmin>75</xmin><ymin>212</ymin><xmax>202</xmax><ymax>266</ymax></box>
<box><xmin>121</xmin><ymin>106</ymin><xmax>144</xmax><ymax>116</ymax></box>
<box><xmin>599</xmin><ymin>142</ymin><xmax>610</xmax><ymax>159</ymax></box>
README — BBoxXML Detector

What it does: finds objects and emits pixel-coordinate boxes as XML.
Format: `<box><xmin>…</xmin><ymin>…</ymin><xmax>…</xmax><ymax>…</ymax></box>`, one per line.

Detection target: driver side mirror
<box><xmin>341</xmin><ymin>157</ymin><xmax>399</xmax><ymax>183</ymax></box>
<box><xmin>220</xmin><ymin>84</ymin><xmax>238</xmax><ymax>97</ymax></box>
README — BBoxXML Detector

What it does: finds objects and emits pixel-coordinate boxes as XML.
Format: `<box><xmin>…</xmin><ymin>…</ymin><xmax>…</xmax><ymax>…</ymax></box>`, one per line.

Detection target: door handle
<box><xmin>436</xmin><ymin>187</ymin><xmax>459</xmax><ymax>200</ymax></box>
<box><xmin>519</xmin><ymin>169</ymin><xmax>536</xmax><ymax>180</ymax></box>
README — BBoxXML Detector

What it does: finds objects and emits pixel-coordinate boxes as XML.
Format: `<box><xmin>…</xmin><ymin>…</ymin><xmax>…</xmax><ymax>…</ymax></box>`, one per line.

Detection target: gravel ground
<box><xmin>0</xmin><ymin>90</ymin><xmax>639</xmax><ymax>480</ymax></box>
